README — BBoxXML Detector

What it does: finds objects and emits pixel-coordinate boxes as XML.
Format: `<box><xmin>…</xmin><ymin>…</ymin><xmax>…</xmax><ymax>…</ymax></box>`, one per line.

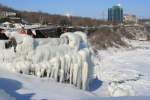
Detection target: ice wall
<box><xmin>0</xmin><ymin>32</ymin><xmax>94</xmax><ymax>90</ymax></box>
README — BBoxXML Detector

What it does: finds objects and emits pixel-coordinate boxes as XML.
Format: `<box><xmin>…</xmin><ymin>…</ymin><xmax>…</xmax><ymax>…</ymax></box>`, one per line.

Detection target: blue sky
<box><xmin>0</xmin><ymin>0</ymin><xmax>149</xmax><ymax>19</ymax></box>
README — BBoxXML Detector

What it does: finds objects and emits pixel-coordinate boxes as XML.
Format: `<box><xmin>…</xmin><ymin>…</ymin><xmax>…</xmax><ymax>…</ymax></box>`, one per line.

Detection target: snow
<box><xmin>94</xmin><ymin>40</ymin><xmax>150</xmax><ymax>97</ymax></box>
<box><xmin>0</xmin><ymin>67</ymin><xmax>150</xmax><ymax>100</ymax></box>
<box><xmin>0</xmin><ymin>68</ymin><xmax>96</xmax><ymax>100</ymax></box>
<box><xmin>0</xmin><ymin>30</ymin><xmax>150</xmax><ymax>99</ymax></box>
<box><xmin>0</xmin><ymin>89</ymin><xmax>15</xmax><ymax>100</ymax></box>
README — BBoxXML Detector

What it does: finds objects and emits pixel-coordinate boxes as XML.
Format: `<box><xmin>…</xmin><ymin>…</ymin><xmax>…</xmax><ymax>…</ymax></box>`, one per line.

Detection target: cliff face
<box><xmin>119</xmin><ymin>25</ymin><xmax>149</xmax><ymax>41</ymax></box>
<box><xmin>89</xmin><ymin>25</ymin><xmax>150</xmax><ymax>50</ymax></box>
<box><xmin>89</xmin><ymin>27</ymin><xmax>127</xmax><ymax>49</ymax></box>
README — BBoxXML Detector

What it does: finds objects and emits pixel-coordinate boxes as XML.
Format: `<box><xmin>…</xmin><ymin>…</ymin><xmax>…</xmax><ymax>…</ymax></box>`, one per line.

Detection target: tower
<box><xmin>108</xmin><ymin>4</ymin><xmax>123</xmax><ymax>23</ymax></box>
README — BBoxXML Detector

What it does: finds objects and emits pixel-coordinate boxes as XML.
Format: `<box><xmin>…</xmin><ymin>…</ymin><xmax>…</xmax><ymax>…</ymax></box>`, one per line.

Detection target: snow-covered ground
<box><xmin>0</xmin><ymin>68</ymin><xmax>96</xmax><ymax>100</ymax></box>
<box><xmin>94</xmin><ymin>40</ymin><xmax>150</xmax><ymax>97</ymax></box>
<box><xmin>0</xmin><ymin>67</ymin><xmax>149</xmax><ymax>100</ymax></box>
<box><xmin>0</xmin><ymin>31</ymin><xmax>150</xmax><ymax>100</ymax></box>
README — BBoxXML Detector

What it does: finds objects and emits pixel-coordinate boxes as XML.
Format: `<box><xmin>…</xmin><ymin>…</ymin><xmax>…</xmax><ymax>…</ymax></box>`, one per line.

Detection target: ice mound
<box><xmin>0</xmin><ymin>31</ymin><xmax>94</xmax><ymax>90</ymax></box>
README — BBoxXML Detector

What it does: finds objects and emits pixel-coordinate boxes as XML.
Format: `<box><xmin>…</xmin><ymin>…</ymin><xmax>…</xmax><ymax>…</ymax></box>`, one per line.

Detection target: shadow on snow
<box><xmin>89</xmin><ymin>78</ymin><xmax>103</xmax><ymax>91</ymax></box>
<box><xmin>0</xmin><ymin>78</ymin><xmax>35</xmax><ymax>100</ymax></box>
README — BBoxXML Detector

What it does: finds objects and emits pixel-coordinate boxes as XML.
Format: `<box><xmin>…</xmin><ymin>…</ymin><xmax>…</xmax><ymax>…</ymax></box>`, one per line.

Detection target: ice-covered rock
<box><xmin>0</xmin><ymin>31</ymin><xmax>93</xmax><ymax>90</ymax></box>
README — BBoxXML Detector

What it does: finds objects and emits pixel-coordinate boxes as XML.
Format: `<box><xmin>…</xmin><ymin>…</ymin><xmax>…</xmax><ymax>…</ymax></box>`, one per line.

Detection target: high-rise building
<box><xmin>108</xmin><ymin>4</ymin><xmax>123</xmax><ymax>23</ymax></box>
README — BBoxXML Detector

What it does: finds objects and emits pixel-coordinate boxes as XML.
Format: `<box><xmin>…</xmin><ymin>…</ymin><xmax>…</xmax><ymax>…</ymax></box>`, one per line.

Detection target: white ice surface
<box><xmin>94</xmin><ymin>40</ymin><xmax>150</xmax><ymax>97</ymax></box>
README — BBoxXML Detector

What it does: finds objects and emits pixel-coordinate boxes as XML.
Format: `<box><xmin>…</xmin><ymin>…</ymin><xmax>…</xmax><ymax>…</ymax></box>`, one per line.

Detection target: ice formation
<box><xmin>0</xmin><ymin>31</ymin><xmax>93</xmax><ymax>90</ymax></box>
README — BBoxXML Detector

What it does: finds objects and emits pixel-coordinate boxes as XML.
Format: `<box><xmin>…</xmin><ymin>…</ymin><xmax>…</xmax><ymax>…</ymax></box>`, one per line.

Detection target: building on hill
<box><xmin>0</xmin><ymin>11</ymin><xmax>5</xmax><ymax>18</ymax></box>
<box><xmin>123</xmin><ymin>14</ymin><xmax>138</xmax><ymax>24</ymax></box>
<box><xmin>0</xmin><ymin>11</ymin><xmax>16</xmax><ymax>18</ymax></box>
<box><xmin>0</xmin><ymin>11</ymin><xmax>22</xmax><ymax>23</ymax></box>
<box><xmin>5</xmin><ymin>12</ymin><xmax>16</xmax><ymax>17</ymax></box>
<box><xmin>108</xmin><ymin>4</ymin><xmax>123</xmax><ymax>23</ymax></box>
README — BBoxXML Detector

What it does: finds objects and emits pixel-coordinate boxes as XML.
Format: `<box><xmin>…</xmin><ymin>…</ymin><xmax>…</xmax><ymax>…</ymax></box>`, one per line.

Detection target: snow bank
<box><xmin>0</xmin><ymin>31</ymin><xmax>93</xmax><ymax>90</ymax></box>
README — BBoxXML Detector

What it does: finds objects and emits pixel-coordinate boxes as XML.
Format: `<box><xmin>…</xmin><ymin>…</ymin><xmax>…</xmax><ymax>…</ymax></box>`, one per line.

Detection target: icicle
<box><xmin>59</xmin><ymin>56</ymin><xmax>65</xmax><ymax>82</ymax></box>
